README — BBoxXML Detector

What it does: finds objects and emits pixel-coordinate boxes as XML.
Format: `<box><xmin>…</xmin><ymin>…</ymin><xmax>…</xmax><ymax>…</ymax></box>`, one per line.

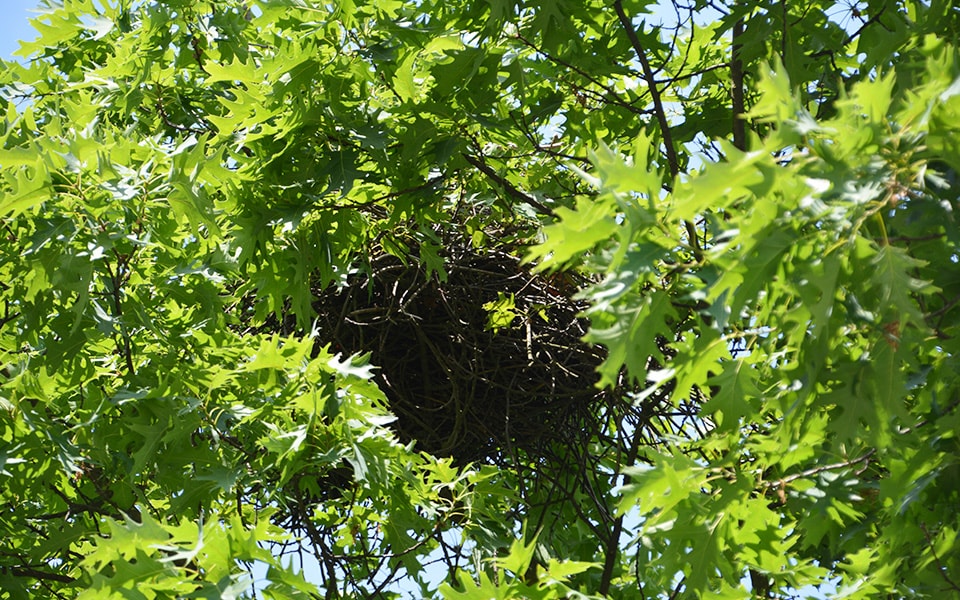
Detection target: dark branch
<box><xmin>598</xmin><ymin>414</ymin><xmax>647</xmax><ymax>595</ymax></box>
<box><xmin>810</xmin><ymin>5</ymin><xmax>889</xmax><ymax>59</ymax></box>
<box><xmin>613</xmin><ymin>0</ymin><xmax>701</xmax><ymax>259</ymax></box>
<box><xmin>462</xmin><ymin>153</ymin><xmax>556</xmax><ymax>218</ymax></box>
<box><xmin>2</xmin><ymin>565</ymin><xmax>75</xmax><ymax>584</ymax></box>
<box><xmin>612</xmin><ymin>0</ymin><xmax>680</xmax><ymax>177</ymax></box>
<box><xmin>731</xmin><ymin>18</ymin><xmax>747</xmax><ymax>151</ymax></box>
<box><xmin>514</xmin><ymin>34</ymin><xmax>655</xmax><ymax>117</ymax></box>
<box><xmin>654</xmin><ymin>62</ymin><xmax>728</xmax><ymax>86</ymax></box>
<box><xmin>921</xmin><ymin>523</ymin><xmax>960</xmax><ymax>593</ymax></box>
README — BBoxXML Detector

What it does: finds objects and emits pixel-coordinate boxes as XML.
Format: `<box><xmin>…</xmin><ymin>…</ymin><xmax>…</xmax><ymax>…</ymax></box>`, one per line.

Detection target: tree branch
<box><xmin>613</xmin><ymin>0</ymin><xmax>701</xmax><ymax>259</ymax></box>
<box><xmin>612</xmin><ymin>0</ymin><xmax>679</xmax><ymax>177</ymax></box>
<box><xmin>462</xmin><ymin>153</ymin><xmax>556</xmax><ymax>217</ymax></box>
<box><xmin>765</xmin><ymin>449</ymin><xmax>876</xmax><ymax>490</ymax></box>
<box><xmin>921</xmin><ymin>523</ymin><xmax>960</xmax><ymax>593</ymax></box>
<box><xmin>102</xmin><ymin>255</ymin><xmax>136</xmax><ymax>376</ymax></box>
<box><xmin>731</xmin><ymin>18</ymin><xmax>747</xmax><ymax>151</ymax></box>
<box><xmin>654</xmin><ymin>62</ymin><xmax>728</xmax><ymax>86</ymax></box>
<box><xmin>2</xmin><ymin>564</ymin><xmax>75</xmax><ymax>584</ymax></box>
<box><xmin>598</xmin><ymin>418</ymin><xmax>647</xmax><ymax>595</ymax></box>
<box><xmin>810</xmin><ymin>5</ymin><xmax>889</xmax><ymax>59</ymax></box>
<box><xmin>514</xmin><ymin>34</ymin><xmax>655</xmax><ymax>117</ymax></box>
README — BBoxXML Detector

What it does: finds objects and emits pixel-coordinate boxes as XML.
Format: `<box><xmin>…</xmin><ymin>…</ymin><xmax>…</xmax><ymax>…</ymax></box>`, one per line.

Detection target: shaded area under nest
<box><xmin>313</xmin><ymin>241</ymin><xmax>612</xmax><ymax>464</ymax></box>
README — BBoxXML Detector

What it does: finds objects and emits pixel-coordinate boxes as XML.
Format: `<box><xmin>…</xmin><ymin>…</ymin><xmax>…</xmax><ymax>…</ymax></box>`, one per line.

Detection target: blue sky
<box><xmin>1</xmin><ymin>0</ymin><xmax>42</xmax><ymax>61</ymax></box>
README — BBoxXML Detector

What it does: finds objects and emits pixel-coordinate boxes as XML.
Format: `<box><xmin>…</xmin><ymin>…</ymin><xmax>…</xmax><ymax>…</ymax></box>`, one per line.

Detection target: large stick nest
<box><xmin>312</xmin><ymin>237</ymin><xmax>612</xmax><ymax>464</ymax></box>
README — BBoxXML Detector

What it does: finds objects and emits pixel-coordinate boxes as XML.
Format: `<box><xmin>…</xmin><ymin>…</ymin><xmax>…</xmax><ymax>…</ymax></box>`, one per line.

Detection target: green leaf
<box><xmin>701</xmin><ymin>356</ymin><xmax>761</xmax><ymax>432</ymax></box>
<box><xmin>244</xmin><ymin>335</ymin><xmax>289</xmax><ymax>371</ymax></box>
<box><xmin>585</xmin><ymin>290</ymin><xmax>678</xmax><ymax>388</ymax></box>
<box><xmin>619</xmin><ymin>451</ymin><xmax>707</xmax><ymax>523</ymax></box>
<box><xmin>1</xmin><ymin>165</ymin><xmax>50</xmax><ymax>217</ymax></box>
<box><xmin>525</xmin><ymin>196</ymin><xmax>618</xmax><ymax>269</ymax></box>
<box><xmin>5</xmin><ymin>2</ymin><xmax>960</xmax><ymax>598</ymax></box>
<box><xmin>587</xmin><ymin>136</ymin><xmax>662</xmax><ymax>201</ymax></box>
<box><xmin>866</xmin><ymin>244</ymin><xmax>935</xmax><ymax>326</ymax></box>
<box><xmin>483</xmin><ymin>292</ymin><xmax>518</xmax><ymax>333</ymax></box>
<box><xmin>671</xmin><ymin>142</ymin><xmax>769</xmax><ymax>218</ymax></box>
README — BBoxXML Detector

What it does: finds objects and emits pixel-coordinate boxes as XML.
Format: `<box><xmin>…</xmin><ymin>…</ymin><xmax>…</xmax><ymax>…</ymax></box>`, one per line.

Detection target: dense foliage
<box><xmin>2</xmin><ymin>0</ymin><xmax>960</xmax><ymax>597</ymax></box>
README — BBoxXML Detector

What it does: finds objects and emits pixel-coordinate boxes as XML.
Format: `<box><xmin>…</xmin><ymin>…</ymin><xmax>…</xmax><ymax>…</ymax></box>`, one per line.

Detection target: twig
<box><xmin>373</xmin><ymin>176</ymin><xmax>447</xmax><ymax>203</ymax></box>
<box><xmin>0</xmin><ymin>310</ymin><xmax>21</xmax><ymax>330</ymax></box>
<box><xmin>654</xmin><ymin>62</ymin><xmax>728</xmax><ymax>86</ymax></box>
<box><xmin>842</xmin><ymin>5</ymin><xmax>888</xmax><ymax>47</ymax></box>
<box><xmin>101</xmin><ymin>256</ymin><xmax>136</xmax><ymax>376</ymax></box>
<box><xmin>598</xmin><ymin>413</ymin><xmax>647</xmax><ymax>595</ymax></box>
<box><xmin>2</xmin><ymin>564</ymin><xmax>75</xmax><ymax>584</ymax></box>
<box><xmin>897</xmin><ymin>398</ymin><xmax>960</xmax><ymax>436</ymax></box>
<box><xmin>311</xmin><ymin>175</ymin><xmax>446</xmax><ymax>216</ymax></box>
<box><xmin>510</xmin><ymin>111</ymin><xmax>592</xmax><ymax>165</ymax></box>
<box><xmin>920</xmin><ymin>523</ymin><xmax>960</xmax><ymax>593</ymax></box>
<box><xmin>669</xmin><ymin>575</ymin><xmax>686</xmax><ymax>599</ymax></box>
<box><xmin>155</xmin><ymin>94</ymin><xmax>209</xmax><ymax>136</ymax></box>
<box><xmin>926</xmin><ymin>292</ymin><xmax>960</xmax><ymax>320</ymax></box>
<box><xmin>887</xmin><ymin>233</ymin><xmax>946</xmax><ymax>244</ymax></box>
<box><xmin>514</xmin><ymin>34</ymin><xmax>654</xmax><ymax>117</ymax></box>
<box><xmin>810</xmin><ymin>5</ymin><xmax>888</xmax><ymax>58</ymax></box>
<box><xmin>765</xmin><ymin>449</ymin><xmax>876</xmax><ymax>489</ymax></box>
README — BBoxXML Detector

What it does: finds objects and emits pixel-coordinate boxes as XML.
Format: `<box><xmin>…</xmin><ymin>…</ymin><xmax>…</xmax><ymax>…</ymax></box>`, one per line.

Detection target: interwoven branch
<box><xmin>312</xmin><ymin>237</ymin><xmax>606</xmax><ymax>463</ymax></box>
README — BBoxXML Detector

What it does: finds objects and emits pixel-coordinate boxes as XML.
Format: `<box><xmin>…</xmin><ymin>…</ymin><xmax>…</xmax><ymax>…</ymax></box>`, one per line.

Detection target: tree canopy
<box><xmin>2</xmin><ymin>0</ymin><xmax>960</xmax><ymax>598</ymax></box>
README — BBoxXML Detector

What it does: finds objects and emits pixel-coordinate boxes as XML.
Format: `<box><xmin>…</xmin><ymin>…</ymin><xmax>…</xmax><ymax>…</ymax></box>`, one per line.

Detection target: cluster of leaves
<box><xmin>2</xmin><ymin>0</ymin><xmax>960</xmax><ymax>598</ymax></box>
<box><xmin>539</xmin><ymin>50</ymin><xmax>960</xmax><ymax>596</ymax></box>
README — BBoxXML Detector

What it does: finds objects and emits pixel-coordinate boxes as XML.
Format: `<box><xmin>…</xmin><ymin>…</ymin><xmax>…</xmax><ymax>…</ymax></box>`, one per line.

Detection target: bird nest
<box><xmin>311</xmin><ymin>237</ymin><xmax>612</xmax><ymax>464</ymax></box>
